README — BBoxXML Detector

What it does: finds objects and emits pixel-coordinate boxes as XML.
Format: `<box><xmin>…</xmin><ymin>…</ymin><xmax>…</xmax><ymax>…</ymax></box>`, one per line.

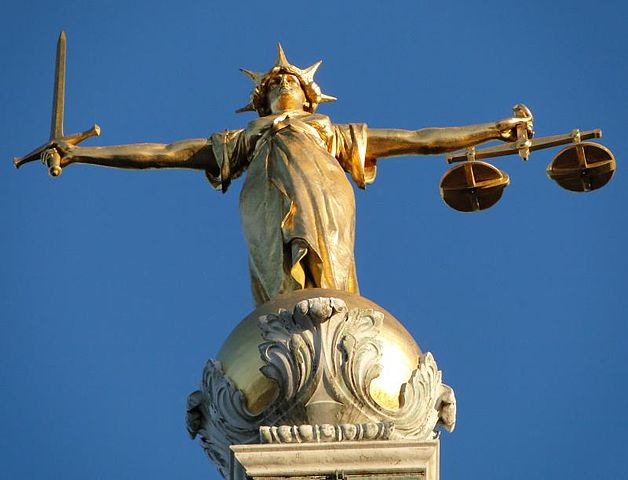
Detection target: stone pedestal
<box><xmin>187</xmin><ymin>290</ymin><xmax>454</xmax><ymax>479</ymax></box>
<box><xmin>231</xmin><ymin>440</ymin><xmax>440</xmax><ymax>480</ymax></box>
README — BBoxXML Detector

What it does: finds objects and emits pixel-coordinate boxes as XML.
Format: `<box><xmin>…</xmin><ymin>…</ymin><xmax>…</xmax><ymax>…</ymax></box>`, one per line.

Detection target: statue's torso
<box><xmin>206</xmin><ymin>112</ymin><xmax>369</xmax><ymax>305</ymax></box>
<box><xmin>238</xmin><ymin>112</ymin><xmax>358</xmax><ymax>304</ymax></box>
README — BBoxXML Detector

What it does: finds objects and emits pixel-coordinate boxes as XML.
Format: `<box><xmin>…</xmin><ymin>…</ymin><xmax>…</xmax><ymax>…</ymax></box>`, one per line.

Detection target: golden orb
<box><xmin>216</xmin><ymin>289</ymin><xmax>422</xmax><ymax>415</ymax></box>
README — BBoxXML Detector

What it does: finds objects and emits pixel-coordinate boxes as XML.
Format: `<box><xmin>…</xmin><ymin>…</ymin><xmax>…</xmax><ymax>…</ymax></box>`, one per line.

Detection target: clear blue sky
<box><xmin>2</xmin><ymin>1</ymin><xmax>627</xmax><ymax>478</ymax></box>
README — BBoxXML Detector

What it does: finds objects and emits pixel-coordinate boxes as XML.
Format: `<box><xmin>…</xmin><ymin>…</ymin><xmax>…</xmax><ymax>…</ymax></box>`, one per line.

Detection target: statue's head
<box><xmin>237</xmin><ymin>44</ymin><xmax>336</xmax><ymax>116</ymax></box>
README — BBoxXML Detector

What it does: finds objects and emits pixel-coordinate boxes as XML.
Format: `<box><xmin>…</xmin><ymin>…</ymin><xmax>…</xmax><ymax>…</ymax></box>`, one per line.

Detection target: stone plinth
<box><xmin>187</xmin><ymin>290</ymin><xmax>454</xmax><ymax>479</ymax></box>
<box><xmin>230</xmin><ymin>440</ymin><xmax>440</xmax><ymax>480</ymax></box>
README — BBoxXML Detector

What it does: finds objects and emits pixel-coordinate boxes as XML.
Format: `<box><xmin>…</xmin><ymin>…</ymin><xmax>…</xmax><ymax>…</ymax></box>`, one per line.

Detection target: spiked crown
<box><xmin>237</xmin><ymin>44</ymin><xmax>336</xmax><ymax>116</ymax></box>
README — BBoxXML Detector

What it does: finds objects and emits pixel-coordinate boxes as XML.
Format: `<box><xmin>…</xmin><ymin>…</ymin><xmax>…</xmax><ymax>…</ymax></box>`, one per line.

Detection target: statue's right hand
<box><xmin>42</xmin><ymin>141</ymin><xmax>74</xmax><ymax>177</ymax></box>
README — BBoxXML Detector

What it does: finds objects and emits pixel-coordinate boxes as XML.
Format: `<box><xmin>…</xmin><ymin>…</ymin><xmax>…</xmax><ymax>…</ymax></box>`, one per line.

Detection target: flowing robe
<box><xmin>206</xmin><ymin>112</ymin><xmax>376</xmax><ymax>305</ymax></box>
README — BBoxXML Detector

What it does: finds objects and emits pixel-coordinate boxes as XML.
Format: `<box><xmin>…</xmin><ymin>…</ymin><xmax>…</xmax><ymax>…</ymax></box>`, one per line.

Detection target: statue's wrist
<box><xmin>490</xmin><ymin>123</ymin><xmax>503</xmax><ymax>139</ymax></box>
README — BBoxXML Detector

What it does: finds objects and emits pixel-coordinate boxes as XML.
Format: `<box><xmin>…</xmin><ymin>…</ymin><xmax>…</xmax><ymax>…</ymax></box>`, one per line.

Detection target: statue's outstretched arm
<box><xmin>52</xmin><ymin>138</ymin><xmax>218</xmax><ymax>175</ymax></box>
<box><xmin>366</xmin><ymin>115</ymin><xmax>532</xmax><ymax>159</ymax></box>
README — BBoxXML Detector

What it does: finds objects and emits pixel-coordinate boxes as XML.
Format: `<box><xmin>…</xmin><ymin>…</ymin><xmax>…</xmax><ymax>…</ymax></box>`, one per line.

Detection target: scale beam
<box><xmin>447</xmin><ymin>129</ymin><xmax>603</xmax><ymax>164</ymax></box>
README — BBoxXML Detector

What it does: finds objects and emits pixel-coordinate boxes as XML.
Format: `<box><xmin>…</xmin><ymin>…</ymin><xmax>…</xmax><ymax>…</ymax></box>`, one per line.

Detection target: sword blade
<box><xmin>50</xmin><ymin>31</ymin><xmax>66</xmax><ymax>140</ymax></box>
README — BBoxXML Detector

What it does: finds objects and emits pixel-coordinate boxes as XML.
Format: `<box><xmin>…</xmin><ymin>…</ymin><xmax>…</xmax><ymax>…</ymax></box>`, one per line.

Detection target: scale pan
<box><xmin>547</xmin><ymin>142</ymin><xmax>615</xmax><ymax>192</ymax></box>
<box><xmin>440</xmin><ymin>161</ymin><xmax>510</xmax><ymax>212</ymax></box>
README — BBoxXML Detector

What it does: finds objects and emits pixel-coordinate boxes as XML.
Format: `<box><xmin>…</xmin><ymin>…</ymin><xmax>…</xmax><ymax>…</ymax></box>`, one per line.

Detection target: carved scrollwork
<box><xmin>255</xmin><ymin>297</ymin><xmax>456</xmax><ymax>440</ymax></box>
<box><xmin>334</xmin><ymin>307</ymin><xmax>384</xmax><ymax>409</ymax></box>
<box><xmin>188</xmin><ymin>296</ymin><xmax>456</xmax><ymax>477</ymax></box>
<box><xmin>257</xmin><ymin>302</ymin><xmax>319</xmax><ymax>404</ymax></box>
<box><xmin>186</xmin><ymin>360</ymin><xmax>261</xmax><ymax>477</ymax></box>
<box><xmin>390</xmin><ymin>352</ymin><xmax>454</xmax><ymax>439</ymax></box>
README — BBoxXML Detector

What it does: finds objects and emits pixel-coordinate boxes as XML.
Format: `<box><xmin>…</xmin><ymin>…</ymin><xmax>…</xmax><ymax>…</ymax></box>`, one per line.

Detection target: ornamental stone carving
<box><xmin>260</xmin><ymin>422</ymin><xmax>394</xmax><ymax>444</ymax></box>
<box><xmin>187</xmin><ymin>295</ymin><xmax>455</xmax><ymax>476</ymax></box>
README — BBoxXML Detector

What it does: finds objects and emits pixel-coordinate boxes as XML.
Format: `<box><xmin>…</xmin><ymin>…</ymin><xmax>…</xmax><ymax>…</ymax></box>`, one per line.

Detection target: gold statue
<box><xmin>16</xmin><ymin>36</ymin><xmax>536</xmax><ymax>305</ymax></box>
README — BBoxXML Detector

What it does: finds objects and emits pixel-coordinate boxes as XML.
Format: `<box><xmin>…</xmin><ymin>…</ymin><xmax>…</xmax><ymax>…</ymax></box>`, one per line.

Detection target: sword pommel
<box><xmin>43</xmin><ymin>149</ymin><xmax>62</xmax><ymax>177</ymax></box>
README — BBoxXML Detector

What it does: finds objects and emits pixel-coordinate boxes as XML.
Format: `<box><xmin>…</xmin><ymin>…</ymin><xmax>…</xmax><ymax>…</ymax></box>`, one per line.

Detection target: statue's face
<box><xmin>266</xmin><ymin>73</ymin><xmax>307</xmax><ymax>113</ymax></box>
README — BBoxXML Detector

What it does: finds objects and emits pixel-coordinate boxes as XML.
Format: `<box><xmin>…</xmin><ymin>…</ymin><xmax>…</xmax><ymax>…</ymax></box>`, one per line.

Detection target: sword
<box><xmin>13</xmin><ymin>31</ymin><xmax>100</xmax><ymax>176</ymax></box>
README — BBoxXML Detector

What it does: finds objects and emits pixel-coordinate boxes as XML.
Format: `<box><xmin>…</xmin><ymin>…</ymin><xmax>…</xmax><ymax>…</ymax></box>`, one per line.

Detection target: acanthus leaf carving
<box><xmin>334</xmin><ymin>307</ymin><xmax>385</xmax><ymax>415</ymax></box>
<box><xmin>186</xmin><ymin>359</ymin><xmax>261</xmax><ymax>477</ymax></box>
<box><xmin>390</xmin><ymin>352</ymin><xmax>448</xmax><ymax>439</ymax></box>
<box><xmin>188</xmin><ymin>296</ymin><xmax>457</xmax><ymax>477</ymax></box>
<box><xmin>258</xmin><ymin>306</ymin><xmax>318</xmax><ymax>403</ymax></box>
<box><xmin>255</xmin><ymin>297</ymin><xmax>456</xmax><ymax>440</ymax></box>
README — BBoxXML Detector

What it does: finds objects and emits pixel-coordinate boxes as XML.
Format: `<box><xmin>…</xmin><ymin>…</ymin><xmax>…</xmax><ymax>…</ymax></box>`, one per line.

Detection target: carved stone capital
<box><xmin>187</xmin><ymin>295</ymin><xmax>456</xmax><ymax>477</ymax></box>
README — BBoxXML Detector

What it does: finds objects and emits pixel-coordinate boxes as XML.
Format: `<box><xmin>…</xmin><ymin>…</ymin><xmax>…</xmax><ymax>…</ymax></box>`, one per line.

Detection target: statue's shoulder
<box><xmin>291</xmin><ymin>113</ymin><xmax>333</xmax><ymax>139</ymax></box>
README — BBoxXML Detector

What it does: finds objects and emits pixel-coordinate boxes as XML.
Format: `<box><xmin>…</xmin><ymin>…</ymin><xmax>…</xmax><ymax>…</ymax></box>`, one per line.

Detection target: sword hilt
<box><xmin>14</xmin><ymin>124</ymin><xmax>101</xmax><ymax>172</ymax></box>
<box><xmin>43</xmin><ymin>149</ymin><xmax>62</xmax><ymax>177</ymax></box>
<box><xmin>65</xmin><ymin>124</ymin><xmax>101</xmax><ymax>146</ymax></box>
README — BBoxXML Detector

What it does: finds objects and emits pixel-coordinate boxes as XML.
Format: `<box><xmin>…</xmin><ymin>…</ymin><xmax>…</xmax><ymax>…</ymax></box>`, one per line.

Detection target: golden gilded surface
<box><xmin>443</xmin><ymin>127</ymin><xmax>615</xmax><ymax>210</ymax></box>
<box><xmin>440</xmin><ymin>161</ymin><xmax>510</xmax><ymax>212</ymax></box>
<box><xmin>16</xmin><ymin>39</ymin><xmax>539</xmax><ymax>304</ymax></box>
<box><xmin>13</xmin><ymin>32</ymin><xmax>100</xmax><ymax>175</ymax></box>
<box><xmin>547</xmin><ymin>142</ymin><xmax>616</xmax><ymax>192</ymax></box>
<box><xmin>217</xmin><ymin>289</ymin><xmax>421</xmax><ymax>414</ymax></box>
